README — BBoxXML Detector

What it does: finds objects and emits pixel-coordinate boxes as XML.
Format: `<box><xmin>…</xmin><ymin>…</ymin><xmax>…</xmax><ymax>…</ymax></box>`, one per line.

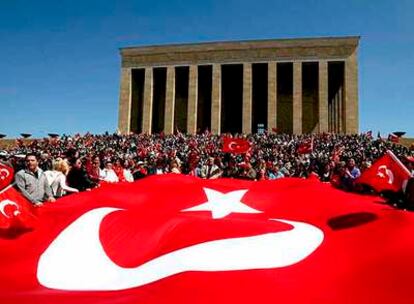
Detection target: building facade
<box><xmin>118</xmin><ymin>36</ymin><xmax>359</xmax><ymax>135</ymax></box>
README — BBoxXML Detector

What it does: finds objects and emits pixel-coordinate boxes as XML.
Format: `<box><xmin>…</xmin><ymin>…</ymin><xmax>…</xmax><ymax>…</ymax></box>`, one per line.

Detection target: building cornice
<box><xmin>120</xmin><ymin>36</ymin><xmax>359</xmax><ymax>68</ymax></box>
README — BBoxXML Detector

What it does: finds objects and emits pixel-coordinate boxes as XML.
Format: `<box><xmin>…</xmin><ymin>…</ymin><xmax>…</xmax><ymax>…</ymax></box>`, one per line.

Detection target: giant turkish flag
<box><xmin>1</xmin><ymin>174</ymin><xmax>414</xmax><ymax>303</ymax></box>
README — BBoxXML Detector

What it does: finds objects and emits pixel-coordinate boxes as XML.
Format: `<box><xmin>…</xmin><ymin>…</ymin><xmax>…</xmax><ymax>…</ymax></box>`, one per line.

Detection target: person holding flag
<box><xmin>404</xmin><ymin>176</ymin><xmax>414</xmax><ymax>208</ymax></box>
<box><xmin>402</xmin><ymin>157</ymin><xmax>414</xmax><ymax>208</ymax></box>
<box><xmin>405</xmin><ymin>156</ymin><xmax>414</xmax><ymax>177</ymax></box>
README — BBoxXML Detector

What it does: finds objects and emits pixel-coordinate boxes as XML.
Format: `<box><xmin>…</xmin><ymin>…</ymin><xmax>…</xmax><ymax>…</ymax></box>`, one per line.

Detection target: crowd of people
<box><xmin>1</xmin><ymin>132</ymin><xmax>413</xmax><ymax>206</ymax></box>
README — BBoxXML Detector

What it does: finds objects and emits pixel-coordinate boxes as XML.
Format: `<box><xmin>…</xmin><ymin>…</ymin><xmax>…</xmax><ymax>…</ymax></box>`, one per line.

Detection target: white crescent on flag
<box><xmin>37</xmin><ymin>207</ymin><xmax>324</xmax><ymax>291</ymax></box>
<box><xmin>228</xmin><ymin>141</ymin><xmax>238</xmax><ymax>150</ymax></box>
<box><xmin>0</xmin><ymin>199</ymin><xmax>20</xmax><ymax>218</ymax></box>
<box><xmin>0</xmin><ymin>168</ymin><xmax>10</xmax><ymax>180</ymax></box>
<box><xmin>377</xmin><ymin>165</ymin><xmax>394</xmax><ymax>184</ymax></box>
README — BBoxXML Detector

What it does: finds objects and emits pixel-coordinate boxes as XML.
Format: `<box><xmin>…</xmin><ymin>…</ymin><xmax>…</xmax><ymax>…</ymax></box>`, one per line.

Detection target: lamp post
<box><xmin>20</xmin><ymin>133</ymin><xmax>32</xmax><ymax>139</ymax></box>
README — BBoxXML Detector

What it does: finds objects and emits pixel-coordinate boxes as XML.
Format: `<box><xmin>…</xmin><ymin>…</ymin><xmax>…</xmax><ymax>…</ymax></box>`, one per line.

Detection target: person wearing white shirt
<box><xmin>102</xmin><ymin>161</ymin><xmax>119</xmax><ymax>183</ymax></box>
<box><xmin>87</xmin><ymin>156</ymin><xmax>106</xmax><ymax>183</ymax></box>
<box><xmin>45</xmin><ymin>159</ymin><xmax>79</xmax><ymax>198</ymax></box>
<box><xmin>123</xmin><ymin>160</ymin><xmax>134</xmax><ymax>182</ymax></box>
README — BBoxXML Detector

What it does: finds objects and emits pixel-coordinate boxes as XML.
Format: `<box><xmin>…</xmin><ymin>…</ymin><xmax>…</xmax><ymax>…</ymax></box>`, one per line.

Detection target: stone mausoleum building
<box><xmin>118</xmin><ymin>36</ymin><xmax>359</xmax><ymax>135</ymax></box>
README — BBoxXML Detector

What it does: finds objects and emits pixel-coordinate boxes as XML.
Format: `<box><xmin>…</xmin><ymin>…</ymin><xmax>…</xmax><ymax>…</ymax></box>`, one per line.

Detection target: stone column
<box><xmin>344</xmin><ymin>50</ymin><xmax>359</xmax><ymax>134</ymax></box>
<box><xmin>118</xmin><ymin>68</ymin><xmax>131</xmax><ymax>134</ymax></box>
<box><xmin>267</xmin><ymin>62</ymin><xmax>277</xmax><ymax>132</ymax></box>
<box><xmin>331</xmin><ymin>98</ymin><xmax>335</xmax><ymax>132</ymax></box>
<box><xmin>142</xmin><ymin>67</ymin><xmax>153</xmax><ymax>134</ymax></box>
<box><xmin>211</xmin><ymin>64</ymin><xmax>221</xmax><ymax>134</ymax></box>
<box><xmin>333</xmin><ymin>93</ymin><xmax>338</xmax><ymax>133</ymax></box>
<box><xmin>331</xmin><ymin>97</ymin><xmax>335</xmax><ymax>132</ymax></box>
<box><xmin>338</xmin><ymin>87</ymin><xmax>343</xmax><ymax>133</ymax></box>
<box><xmin>293</xmin><ymin>61</ymin><xmax>302</xmax><ymax>134</ymax></box>
<box><xmin>164</xmin><ymin>66</ymin><xmax>175</xmax><ymax>134</ymax></box>
<box><xmin>187</xmin><ymin>65</ymin><xmax>198</xmax><ymax>134</ymax></box>
<box><xmin>242</xmin><ymin>63</ymin><xmax>252</xmax><ymax>134</ymax></box>
<box><xmin>318</xmin><ymin>61</ymin><xmax>328</xmax><ymax>133</ymax></box>
<box><xmin>328</xmin><ymin>100</ymin><xmax>331</xmax><ymax>132</ymax></box>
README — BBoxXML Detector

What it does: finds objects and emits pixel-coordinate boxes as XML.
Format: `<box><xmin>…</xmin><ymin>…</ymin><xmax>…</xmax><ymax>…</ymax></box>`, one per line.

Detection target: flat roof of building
<box><xmin>120</xmin><ymin>36</ymin><xmax>360</xmax><ymax>56</ymax></box>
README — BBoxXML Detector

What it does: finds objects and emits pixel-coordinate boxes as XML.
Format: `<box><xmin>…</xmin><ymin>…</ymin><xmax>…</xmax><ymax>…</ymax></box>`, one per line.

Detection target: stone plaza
<box><xmin>118</xmin><ymin>36</ymin><xmax>359</xmax><ymax>135</ymax></box>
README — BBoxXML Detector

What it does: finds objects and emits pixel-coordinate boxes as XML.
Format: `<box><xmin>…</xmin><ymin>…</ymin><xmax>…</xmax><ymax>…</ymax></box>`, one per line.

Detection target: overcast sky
<box><xmin>0</xmin><ymin>0</ymin><xmax>413</xmax><ymax>137</ymax></box>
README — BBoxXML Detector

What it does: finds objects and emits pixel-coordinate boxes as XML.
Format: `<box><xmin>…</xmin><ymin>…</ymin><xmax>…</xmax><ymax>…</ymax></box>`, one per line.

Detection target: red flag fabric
<box><xmin>357</xmin><ymin>150</ymin><xmax>411</xmax><ymax>192</ymax></box>
<box><xmin>0</xmin><ymin>162</ymin><xmax>14</xmax><ymax>191</ymax></box>
<box><xmin>297</xmin><ymin>138</ymin><xmax>313</xmax><ymax>154</ymax></box>
<box><xmin>388</xmin><ymin>133</ymin><xmax>399</xmax><ymax>143</ymax></box>
<box><xmin>0</xmin><ymin>186</ymin><xmax>36</xmax><ymax>230</ymax></box>
<box><xmin>2</xmin><ymin>175</ymin><xmax>414</xmax><ymax>303</ymax></box>
<box><xmin>222</xmin><ymin>137</ymin><xmax>251</xmax><ymax>154</ymax></box>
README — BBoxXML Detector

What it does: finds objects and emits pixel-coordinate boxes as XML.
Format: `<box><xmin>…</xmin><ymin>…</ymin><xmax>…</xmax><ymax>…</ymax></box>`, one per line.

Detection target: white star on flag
<box><xmin>182</xmin><ymin>188</ymin><xmax>262</xmax><ymax>219</ymax></box>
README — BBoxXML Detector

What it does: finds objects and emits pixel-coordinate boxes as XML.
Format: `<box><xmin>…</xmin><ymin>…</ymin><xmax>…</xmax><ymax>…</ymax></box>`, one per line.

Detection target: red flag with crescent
<box><xmin>357</xmin><ymin>150</ymin><xmax>411</xmax><ymax>192</ymax></box>
<box><xmin>0</xmin><ymin>163</ymin><xmax>36</xmax><ymax>229</ymax></box>
<box><xmin>222</xmin><ymin>137</ymin><xmax>251</xmax><ymax>154</ymax></box>
<box><xmin>1</xmin><ymin>175</ymin><xmax>414</xmax><ymax>303</ymax></box>
<box><xmin>0</xmin><ymin>162</ymin><xmax>14</xmax><ymax>191</ymax></box>
<box><xmin>0</xmin><ymin>186</ymin><xmax>37</xmax><ymax>230</ymax></box>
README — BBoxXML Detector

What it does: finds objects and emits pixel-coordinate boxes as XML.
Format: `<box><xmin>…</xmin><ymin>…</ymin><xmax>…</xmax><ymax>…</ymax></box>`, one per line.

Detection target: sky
<box><xmin>0</xmin><ymin>0</ymin><xmax>413</xmax><ymax>138</ymax></box>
